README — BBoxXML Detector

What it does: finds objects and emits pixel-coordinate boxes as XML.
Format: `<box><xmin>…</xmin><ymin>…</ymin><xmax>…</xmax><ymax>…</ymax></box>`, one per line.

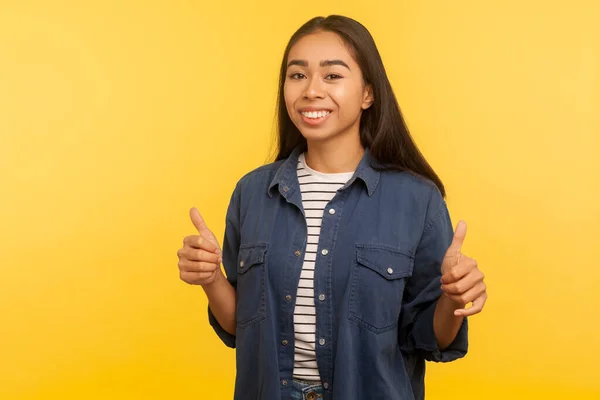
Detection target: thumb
<box><xmin>190</xmin><ymin>207</ymin><xmax>209</xmax><ymax>233</ymax></box>
<box><xmin>448</xmin><ymin>220</ymin><xmax>467</xmax><ymax>257</ymax></box>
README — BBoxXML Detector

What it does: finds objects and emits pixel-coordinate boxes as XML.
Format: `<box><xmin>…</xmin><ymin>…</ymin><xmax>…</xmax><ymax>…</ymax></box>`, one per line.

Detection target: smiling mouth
<box><xmin>301</xmin><ymin>110</ymin><xmax>331</xmax><ymax>119</ymax></box>
<box><xmin>299</xmin><ymin>110</ymin><xmax>332</xmax><ymax>126</ymax></box>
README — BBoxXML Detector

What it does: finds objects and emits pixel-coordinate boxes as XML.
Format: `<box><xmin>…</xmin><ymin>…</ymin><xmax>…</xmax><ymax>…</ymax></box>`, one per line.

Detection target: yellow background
<box><xmin>1</xmin><ymin>0</ymin><xmax>599</xmax><ymax>398</ymax></box>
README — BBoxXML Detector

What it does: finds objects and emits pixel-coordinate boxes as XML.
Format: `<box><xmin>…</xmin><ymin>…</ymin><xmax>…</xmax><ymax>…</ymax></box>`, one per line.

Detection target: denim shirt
<box><xmin>208</xmin><ymin>147</ymin><xmax>468</xmax><ymax>400</ymax></box>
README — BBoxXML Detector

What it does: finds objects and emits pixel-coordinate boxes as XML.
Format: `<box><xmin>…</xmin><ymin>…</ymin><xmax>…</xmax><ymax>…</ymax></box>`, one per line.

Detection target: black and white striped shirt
<box><xmin>292</xmin><ymin>153</ymin><xmax>354</xmax><ymax>382</ymax></box>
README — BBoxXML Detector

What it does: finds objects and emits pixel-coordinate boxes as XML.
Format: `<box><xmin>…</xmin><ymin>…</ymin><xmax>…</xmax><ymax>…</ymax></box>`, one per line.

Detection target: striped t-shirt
<box><xmin>292</xmin><ymin>152</ymin><xmax>354</xmax><ymax>382</ymax></box>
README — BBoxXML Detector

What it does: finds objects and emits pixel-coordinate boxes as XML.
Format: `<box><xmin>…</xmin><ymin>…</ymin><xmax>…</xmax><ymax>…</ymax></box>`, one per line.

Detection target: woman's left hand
<box><xmin>440</xmin><ymin>221</ymin><xmax>488</xmax><ymax>317</ymax></box>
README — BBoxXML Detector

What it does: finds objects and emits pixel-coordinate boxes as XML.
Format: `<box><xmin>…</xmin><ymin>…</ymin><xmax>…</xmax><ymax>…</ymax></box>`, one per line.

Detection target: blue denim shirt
<box><xmin>208</xmin><ymin>147</ymin><xmax>468</xmax><ymax>400</ymax></box>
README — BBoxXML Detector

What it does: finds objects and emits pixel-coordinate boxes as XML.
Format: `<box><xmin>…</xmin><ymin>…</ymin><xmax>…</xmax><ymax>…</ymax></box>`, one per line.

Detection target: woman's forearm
<box><xmin>203</xmin><ymin>270</ymin><xmax>237</xmax><ymax>335</ymax></box>
<box><xmin>433</xmin><ymin>295</ymin><xmax>464</xmax><ymax>350</ymax></box>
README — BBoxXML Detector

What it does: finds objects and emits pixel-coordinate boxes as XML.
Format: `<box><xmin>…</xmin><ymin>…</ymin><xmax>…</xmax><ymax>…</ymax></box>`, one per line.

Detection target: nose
<box><xmin>303</xmin><ymin>77</ymin><xmax>325</xmax><ymax>100</ymax></box>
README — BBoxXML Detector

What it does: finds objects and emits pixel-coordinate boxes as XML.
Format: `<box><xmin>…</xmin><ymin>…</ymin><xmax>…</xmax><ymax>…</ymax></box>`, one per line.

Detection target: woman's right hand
<box><xmin>177</xmin><ymin>207</ymin><xmax>223</xmax><ymax>286</ymax></box>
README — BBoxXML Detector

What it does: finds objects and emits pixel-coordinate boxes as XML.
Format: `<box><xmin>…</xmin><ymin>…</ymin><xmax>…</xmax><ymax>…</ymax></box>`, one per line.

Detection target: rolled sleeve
<box><xmin>208</xmin><ymin>305</ymin><xmax>236</xmax><ymax>348</ymax></box>
<box><xmin>411</xmin><ymin>299</ymin><xmax>468</xmax><ymax>362</ymax></box>
<box><xmin>399</xmin><ymin>187</ymin><xmax>469</xmax><ymax>362</ymax></box>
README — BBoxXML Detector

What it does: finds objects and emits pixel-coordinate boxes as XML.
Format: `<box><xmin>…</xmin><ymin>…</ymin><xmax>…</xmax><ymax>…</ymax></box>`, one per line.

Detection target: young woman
<box><xmin>177</xmin><ymin>15</ymin><xmax>487</xmax><ymax>400</ymax></box>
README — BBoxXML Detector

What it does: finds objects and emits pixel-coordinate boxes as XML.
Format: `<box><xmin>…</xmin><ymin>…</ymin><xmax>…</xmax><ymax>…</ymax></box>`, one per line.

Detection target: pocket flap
<box><xmin>237</xmin><ymin>244</ymin><xmax>268</xmax><ymax>274</ymax></box>
<box><xmin>356</xmin><ymin>245</ymin><xmax>414</xmax><ymax>280</ymax></box>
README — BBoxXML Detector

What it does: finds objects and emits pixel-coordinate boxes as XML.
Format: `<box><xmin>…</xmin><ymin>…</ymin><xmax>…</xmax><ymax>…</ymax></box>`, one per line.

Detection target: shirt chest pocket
<box><xmin>236</xmin><ymin>243</ymin><xmax>268</xmax><ymax>328</ymax></box>
<box><xmin>348</xmin><ymin>244</ymin><xmax>414</xmax><ymax>333</ymax></box>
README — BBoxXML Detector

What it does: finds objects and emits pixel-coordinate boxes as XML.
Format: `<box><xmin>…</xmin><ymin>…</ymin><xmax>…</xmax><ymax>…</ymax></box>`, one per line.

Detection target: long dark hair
<box><xmin>274</xmin><ymin>15</ymin><xmax>446</xmax><ymax>197</ymax></box>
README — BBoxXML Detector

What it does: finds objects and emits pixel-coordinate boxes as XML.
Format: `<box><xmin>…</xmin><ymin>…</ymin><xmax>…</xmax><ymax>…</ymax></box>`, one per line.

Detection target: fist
<box><xmin>440</xmin><ymin>221</ymin><xmax>488</xmax><ymax>317</ymax></box>
<box><xmin>177</xmin><ymin>207</ymin><xmax>223</xmax><ymax>286</ymax></box>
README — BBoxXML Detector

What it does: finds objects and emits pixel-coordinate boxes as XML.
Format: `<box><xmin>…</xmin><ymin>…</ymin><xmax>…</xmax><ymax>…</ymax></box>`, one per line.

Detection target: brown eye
<box><xmin>289</xmin><ymin>73</ymin><xmax>306</xmax><ymax>79</ymax></box>
<box><xmin>325</xmin><ymin>74</ymin><xmax>342</xmax><ymax>80</ymax></box>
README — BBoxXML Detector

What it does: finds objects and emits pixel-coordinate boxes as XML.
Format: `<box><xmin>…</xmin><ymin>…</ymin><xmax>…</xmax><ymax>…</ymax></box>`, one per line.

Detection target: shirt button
<box><xmin>285</xmin><ymin>295</ymin><xmax>292</xmax><ymax>301</ymax></box>
<box><xmin>323</xmin><ymin>382</ymin><xmax>329</xmax><ymax>389</ymax></box>
<box><xmin>239</xmin><ymin>260</ymin><xmax>245</xmax><ymax>268</ymax></box>
<box><xmin>282</xmin><ymin>379</ymin><xmax>288</xmax><ymax>386</ymax></box>
<box><xmin>321</xmin><ymin>249</ymin><xmax>329</xmax><ymax>256</ymax></box>
<box><xmin>319</xmin><ymin>338</ymin><xmax>325</xmax><ymax>346</ymax></box>
<box><xmin>387</xmin><ymin>267</ymin><xmax>393</xmax><ymax>274</ymax></box>
<box><xmin>318</xmin><ymin>294</ymin><xmax>325</xmax><ymax>301</ymax></box>
<box><xmin>295</xmin><ymin>250</ymin><xmax>302</xmax><ymax>257</ymax></box>
<box><xmin>282</xmin><ymin>339</ymin><xmax>288</xmax><ymax>346</ymax></box>
<box><xmin>328</xmin><ymin>208</ymin><xmax>336</xmax><ymax>215</ymax></box>
<box><xmin>283</xmin><ymin>186</ymin><xmax>289</xmax><ymax>192</ymax></box>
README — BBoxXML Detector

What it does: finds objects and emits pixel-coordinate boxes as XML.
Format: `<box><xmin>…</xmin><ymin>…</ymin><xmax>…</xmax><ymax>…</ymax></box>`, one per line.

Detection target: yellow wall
<box><xmin>1</xmin><ymin>0</ymin><xmax>598</xmax><ymax>398</ymax></box>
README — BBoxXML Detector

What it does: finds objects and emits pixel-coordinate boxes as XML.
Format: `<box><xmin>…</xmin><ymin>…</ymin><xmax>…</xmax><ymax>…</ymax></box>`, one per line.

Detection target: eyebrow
<box><xmin>287</xmin><ymin>59</ymin><xmax>351</xmax><ymax>70</ymax></box>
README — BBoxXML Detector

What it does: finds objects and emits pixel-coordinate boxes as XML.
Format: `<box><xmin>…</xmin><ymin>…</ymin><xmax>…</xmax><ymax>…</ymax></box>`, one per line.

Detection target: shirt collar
<box><xmin>268</xmin><ymin>146</ymin><xmax>381</xmax><ymax>198</ymax></box>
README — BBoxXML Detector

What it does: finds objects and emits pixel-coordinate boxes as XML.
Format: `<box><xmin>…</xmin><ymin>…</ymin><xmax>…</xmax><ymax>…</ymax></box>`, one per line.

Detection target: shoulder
<box><xmin>233</xmin><ymin>159</ymin><xmax>286</xmax><ymax>194</ymax></box>
<box><xmin>378</xmin><ymin>169</ymin><xmax>447</xmax><ymax>222</ymax></box>
<box><xmin>379</xmin><ymin>170</ymin><xmax>451</xmax><ymax>241</ymax></box>
<box><xmin>380</xmin><ymin>169</ymin><xmax>443</xmax><ymax>201</ymax></box>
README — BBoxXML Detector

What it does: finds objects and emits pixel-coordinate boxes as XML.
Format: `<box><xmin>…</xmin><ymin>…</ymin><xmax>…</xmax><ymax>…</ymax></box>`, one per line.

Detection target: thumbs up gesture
<box><xmin>440</xmin><ymin>221</ymin><xmax>487</xmax><ymax>317</ymax></box>
<box><xmin>177</xmin><ymin>207</ymin><xmax>223</xmax><ymax>286</ymax></box>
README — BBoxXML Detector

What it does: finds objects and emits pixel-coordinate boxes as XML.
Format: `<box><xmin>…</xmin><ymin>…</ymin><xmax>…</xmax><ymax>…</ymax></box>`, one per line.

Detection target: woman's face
<box><xmin>284</xmin><ymin>31</ymin><xmax>373</xmax><ymax>144</ymax></box>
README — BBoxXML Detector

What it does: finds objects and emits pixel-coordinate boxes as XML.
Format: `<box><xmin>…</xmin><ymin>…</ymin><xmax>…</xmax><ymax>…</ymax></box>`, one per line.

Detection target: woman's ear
<box><xmin>362</xmin><ymin>84</ymin><xmax>374</xmax><ymax>110</ymax></box>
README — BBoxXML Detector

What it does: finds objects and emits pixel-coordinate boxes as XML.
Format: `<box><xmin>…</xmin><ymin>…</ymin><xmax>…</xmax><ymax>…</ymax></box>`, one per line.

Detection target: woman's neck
<box><xmin>304</xmin><ymin>134</ymin><xmax>364</xmax><ymax>174</ymax></box>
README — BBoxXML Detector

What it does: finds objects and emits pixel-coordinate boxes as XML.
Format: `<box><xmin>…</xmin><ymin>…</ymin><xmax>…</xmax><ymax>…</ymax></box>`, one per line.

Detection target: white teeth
<box><xmin>302</xmin><ymin>110</ymin><xmax>330</xmax><ymax>119</ymax></box>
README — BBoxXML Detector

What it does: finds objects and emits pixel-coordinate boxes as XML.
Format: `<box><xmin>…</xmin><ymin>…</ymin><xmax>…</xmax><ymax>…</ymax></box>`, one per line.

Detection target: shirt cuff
<box><xmin>208</xmin><ymin>305</ymin><xmax>236</xmax><ymax>348</ymax></box>
<box><xmin>412</xmin><ymin>299</ymin><xmax>468</xmax><ymax>362</ymax></box>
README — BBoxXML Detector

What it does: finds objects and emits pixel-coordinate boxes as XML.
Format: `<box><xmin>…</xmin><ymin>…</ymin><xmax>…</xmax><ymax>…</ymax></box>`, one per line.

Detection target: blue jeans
<box><xmin>290</xmin><ymin>379</ymin><xmax>324</xmax><ymax>400</ymax></box>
